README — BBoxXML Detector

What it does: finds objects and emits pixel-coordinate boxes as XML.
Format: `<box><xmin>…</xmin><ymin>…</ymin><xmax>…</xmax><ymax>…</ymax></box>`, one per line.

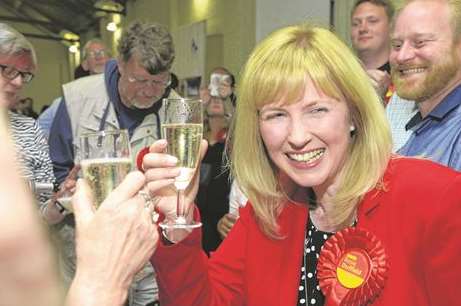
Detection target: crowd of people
<box><xmin>1</xmin><ymin>0</ymin><xmax>461</xmax><ymax>305</ymax></box>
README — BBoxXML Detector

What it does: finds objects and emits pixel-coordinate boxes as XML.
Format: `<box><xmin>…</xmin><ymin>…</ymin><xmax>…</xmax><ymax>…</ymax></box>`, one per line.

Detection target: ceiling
<box><xmin>0</xmin><ymin>0</ymin><xmax>127</xmax><ymax>43</ymax></box>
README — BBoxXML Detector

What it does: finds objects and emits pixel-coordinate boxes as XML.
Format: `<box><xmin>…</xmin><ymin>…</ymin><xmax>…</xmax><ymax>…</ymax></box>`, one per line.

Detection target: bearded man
<box><xmin>388</xmin><ymin>0</ymin><xmax>461</xmax><ymax>170</ymax></box>
<box><xmin>48</xmin><ymin>21</ymin><xmax>179</xmax><ymax>306</ymax></box>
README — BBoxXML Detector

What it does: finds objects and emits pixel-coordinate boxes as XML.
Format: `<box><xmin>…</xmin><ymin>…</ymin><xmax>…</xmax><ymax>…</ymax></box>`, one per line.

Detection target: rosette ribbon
<box><xmin>317</xmin><ymin>227</ymin><xmax>388</xmax><ymax>306</ymax></box>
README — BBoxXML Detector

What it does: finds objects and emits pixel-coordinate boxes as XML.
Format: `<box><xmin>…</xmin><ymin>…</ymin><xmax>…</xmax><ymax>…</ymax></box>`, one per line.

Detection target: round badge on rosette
<box><xmin>317</xmin><ymin>227</ymin><xmax>388</xmax><ymax>306</ymax></box>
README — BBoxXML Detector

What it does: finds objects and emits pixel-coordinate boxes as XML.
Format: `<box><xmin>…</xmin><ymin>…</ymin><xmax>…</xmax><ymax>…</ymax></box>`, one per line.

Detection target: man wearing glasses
<box><xmin>38</xmin><ymin>38</ymin><xmax>111</xmax><ymax>135</ymax></box>
<box><xmin>79</xmin><ymin>38</ymin><xmax>111</xmax><ymax>76</ymax></box>
<box><xmin>48</xmin><ymin>21</ymin><xmax>180</xmax><ymax>306</ymax></box>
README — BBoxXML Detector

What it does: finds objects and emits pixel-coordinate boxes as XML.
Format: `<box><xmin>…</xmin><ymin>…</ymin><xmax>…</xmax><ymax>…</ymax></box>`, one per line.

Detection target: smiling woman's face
<box><xmin>258</xmin><ymin>76</ymin><xmax>352</xmax><ymax>195</ymax></box>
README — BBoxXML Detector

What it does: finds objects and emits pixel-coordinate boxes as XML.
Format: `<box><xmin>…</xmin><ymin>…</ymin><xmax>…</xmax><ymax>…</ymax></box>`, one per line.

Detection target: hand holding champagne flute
<box><xmin>80</xmin><ymin>130</ymin><xmax>132</xmax><ymax>208</ymax></box>
<box><xmin>160</xmin><ymin>98</ymin><xmax>203</xmax><ymax>229</ymax></box>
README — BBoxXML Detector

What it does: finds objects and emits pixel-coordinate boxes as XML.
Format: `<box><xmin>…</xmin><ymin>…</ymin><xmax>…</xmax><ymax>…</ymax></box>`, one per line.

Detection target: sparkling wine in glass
<box><xmin>80</xmin><ymin>129</ymin><xmax>132</xmax><ymax>208</ymax></box>
<box><xmin>160</xmin><ymin>98</ymin><xmax>203</xmax><ymax>229</ymax></box>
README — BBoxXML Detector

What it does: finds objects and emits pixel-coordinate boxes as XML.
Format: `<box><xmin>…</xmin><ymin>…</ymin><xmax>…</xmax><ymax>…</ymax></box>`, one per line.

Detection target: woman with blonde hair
<box><xmin>143</xmin><ymin>23</ymin><xmax>461</xmax><ymax>305</ymax></box>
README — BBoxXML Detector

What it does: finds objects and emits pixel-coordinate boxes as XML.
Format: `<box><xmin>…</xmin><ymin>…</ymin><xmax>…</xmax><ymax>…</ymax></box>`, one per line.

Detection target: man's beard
<box><xmin>392</xmin><ymin>49</ymin><xmax>460</xmax><ymax>102</ymax></box>
<box><xmin>118</xmin><ymin>79</ymin><xmax>163</xmax><ymax>109</ymax></box>
<box><xmin>131</xmin><ymin>96</ymin><xmax>160</xmax><ymax>109</ymax></box>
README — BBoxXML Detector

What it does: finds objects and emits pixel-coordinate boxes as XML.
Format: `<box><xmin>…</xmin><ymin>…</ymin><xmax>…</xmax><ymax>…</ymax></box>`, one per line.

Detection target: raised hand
<box><xmin>67</xmin><ymin>171</ymin><xmax>158</xmax><ymax>306</ymax></box>
<box><xmin>143</xmin><ymin>139</ymin><xmax>208</xmax><ymax>240</ymax></box>
<box><xmin>366</xmin><ymin>69</ymin><xmax>391</xmax><ymax>99</ymax></box>
<box><xmin>217</xmin><ymin>213</ymin><xmax>239</xmax><ymax>239</ymax></box>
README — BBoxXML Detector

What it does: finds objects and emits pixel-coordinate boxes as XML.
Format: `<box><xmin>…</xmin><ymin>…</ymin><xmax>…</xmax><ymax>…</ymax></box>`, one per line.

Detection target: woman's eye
<box><xmin>310</xmin><ymin>107</ymin><xmax>328</xmax><ymax>114</ymax></box>
<box><xmin>262</xmin><ymin>112</ymin><xmax>285</xmax><ymax>120</ymax></box>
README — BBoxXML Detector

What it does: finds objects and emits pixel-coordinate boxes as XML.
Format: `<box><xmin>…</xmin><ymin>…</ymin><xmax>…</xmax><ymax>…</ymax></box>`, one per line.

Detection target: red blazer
<box><xmin>152</xmin><ymin>157</ymin><xmax>461</xmax><ymax>306</ymax></box>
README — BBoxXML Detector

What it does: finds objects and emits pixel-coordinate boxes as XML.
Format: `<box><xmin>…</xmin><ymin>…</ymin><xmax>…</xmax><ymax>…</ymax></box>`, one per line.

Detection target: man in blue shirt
<box><xmin>48</xmin><ymin>21</ymin><xmax>179</xmax><ymax>306</ymax></box>
<box><xmin>390</xmin><ymin>0</ymin><xmax>461</xmax><ymax>171</ymax></box>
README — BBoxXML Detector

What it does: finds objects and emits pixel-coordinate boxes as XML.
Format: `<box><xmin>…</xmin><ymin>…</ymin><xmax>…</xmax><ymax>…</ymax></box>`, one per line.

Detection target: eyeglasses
<box><xmin>87</xmin><ymin>50</ymin><xmax>109</xmax><ymax>59</ymax></box>
<box><xmin>0</xmin><ymin>64</ymin><xmax>34</xmax><ymax>83</ymax></box>
<box><xmin>127</xmin><ymin>73</ymin><xmax>171</xmax><ymax>89</ymax></box>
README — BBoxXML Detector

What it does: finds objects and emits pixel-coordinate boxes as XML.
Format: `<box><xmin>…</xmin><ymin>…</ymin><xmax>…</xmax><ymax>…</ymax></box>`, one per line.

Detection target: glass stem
<box><xmin>176</xmin><ymin>189</ymin><xmax>187</xmax><ymax>223</ymax></box>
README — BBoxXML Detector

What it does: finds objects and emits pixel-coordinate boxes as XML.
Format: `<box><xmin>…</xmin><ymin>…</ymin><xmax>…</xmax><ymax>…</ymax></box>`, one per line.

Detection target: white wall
<box><xmin>171</xmin><ymin>20</ymin><xmax>206</xmax><ymax>79</ymax></box>
<box><xmin>256</xmin><ymin>0</ymin><xmax>331</xmax><ymax>42</ymax></box>
<box><xmin>333</xmin><ymin>0</ymin><xmax>355</xmax><ymax>46</ymax></box>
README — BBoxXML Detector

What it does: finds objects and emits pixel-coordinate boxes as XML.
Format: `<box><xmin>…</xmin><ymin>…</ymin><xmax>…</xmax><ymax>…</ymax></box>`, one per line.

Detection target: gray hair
<box><xmin>0</xmin><ymin>23</ymin><xmax>37</xmax><ymax>65</ymax></box>
<box><xmin>117</xmin><ymin>21</ymin><xmax>175</xmax><ymax>75</ymax></box>
<box><xmin>82</xmin><ymin>38</ymin><xmax>108</xmax><ymax>60</ymax></box>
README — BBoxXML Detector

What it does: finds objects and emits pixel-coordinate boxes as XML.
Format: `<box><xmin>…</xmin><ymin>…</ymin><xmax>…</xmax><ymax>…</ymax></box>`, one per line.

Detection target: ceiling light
<box><xmin>69</xmin><ymin>45</ymin><xmax>79</xmax><ymax>53</ymax></box>
<box><xmin>94</xmin><ymin>0</ymin><xmax>124</xmax><ymax>12</ymax></box>
<box><xmin>59</xmin><ymin>30</ymin><xmax>80</xmax><ymax>43</ymax></box>
<box><xmin>106</xmin><ymin>22</ymin><xmax>117</xmax><ymax>32</ymax></box>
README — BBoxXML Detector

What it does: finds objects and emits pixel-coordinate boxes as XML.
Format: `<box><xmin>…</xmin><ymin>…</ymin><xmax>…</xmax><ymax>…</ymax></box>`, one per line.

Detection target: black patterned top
<box><xmin>296</xmin><ymin>217</ymin><xmax>333</xmax><ymax>306</ymax></box>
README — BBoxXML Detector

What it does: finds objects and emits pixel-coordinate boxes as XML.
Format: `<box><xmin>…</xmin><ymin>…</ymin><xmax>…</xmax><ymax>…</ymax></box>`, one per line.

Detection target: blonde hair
<box><xmin>231</xmin><ymin>23</ymin><xmax>392</xmax><ymax>238</ymax></box>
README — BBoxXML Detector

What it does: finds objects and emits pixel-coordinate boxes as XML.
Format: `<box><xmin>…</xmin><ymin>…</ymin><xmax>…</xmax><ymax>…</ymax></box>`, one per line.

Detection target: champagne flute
<box><xmin>80</xmin><ymin>129</ymin><xmax>152</xmax><ymax>282</ymax></box>
<box><xmin>160</xmin><ymin>98</ymin><xmax>203</xmax><ymax>229</ymax></box>
<box><xmin>80</xmin><ymin>129</ymin><xmax>132</xmax><ymax>208</ymax></box>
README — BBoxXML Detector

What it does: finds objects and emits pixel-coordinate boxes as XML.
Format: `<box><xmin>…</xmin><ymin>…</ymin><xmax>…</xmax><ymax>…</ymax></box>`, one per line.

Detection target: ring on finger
<box><xmin>139</xmin><ymin>191</ymin><xmax>160</xmax><ymax>223</ymax></box>
<box><xmin>139</xmin><ymin>191</ymin><xmax>154</xmax><ymax>210</ymax></box>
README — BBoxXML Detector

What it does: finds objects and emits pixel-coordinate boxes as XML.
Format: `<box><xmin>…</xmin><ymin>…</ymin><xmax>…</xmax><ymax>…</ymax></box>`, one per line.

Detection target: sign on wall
<box><xmin>171</xmin><ymin>20</ymin><xmax>206</xmax><ymax>97</ymax></box>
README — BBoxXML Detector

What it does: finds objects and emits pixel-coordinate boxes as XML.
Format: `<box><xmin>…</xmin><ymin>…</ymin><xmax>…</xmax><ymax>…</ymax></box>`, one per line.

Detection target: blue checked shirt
<box><xmin>386</xmin><ymin>94</ymin><xmax>417</xmax><ymax>152</ymax></box>
<box><xmin>398</xmin><ymin>85</ymin><xmax>461</xmax><ymax>171</ymax></box>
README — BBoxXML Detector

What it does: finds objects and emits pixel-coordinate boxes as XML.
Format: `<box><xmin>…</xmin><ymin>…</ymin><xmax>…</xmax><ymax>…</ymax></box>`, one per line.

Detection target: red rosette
<box><xmin>136</xmin><ymin>147</ymin><xmax>150</xmax><ymax>173</ymax></box>
<box><xmin>317</xmin><ymin>227</ymin><xmax>388</xmax><ymax>306</ymax></box>
<box><xmin>384</xmin><ymin>83</ymin><xmax>395</xmax><ymax>105</ymax></box>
